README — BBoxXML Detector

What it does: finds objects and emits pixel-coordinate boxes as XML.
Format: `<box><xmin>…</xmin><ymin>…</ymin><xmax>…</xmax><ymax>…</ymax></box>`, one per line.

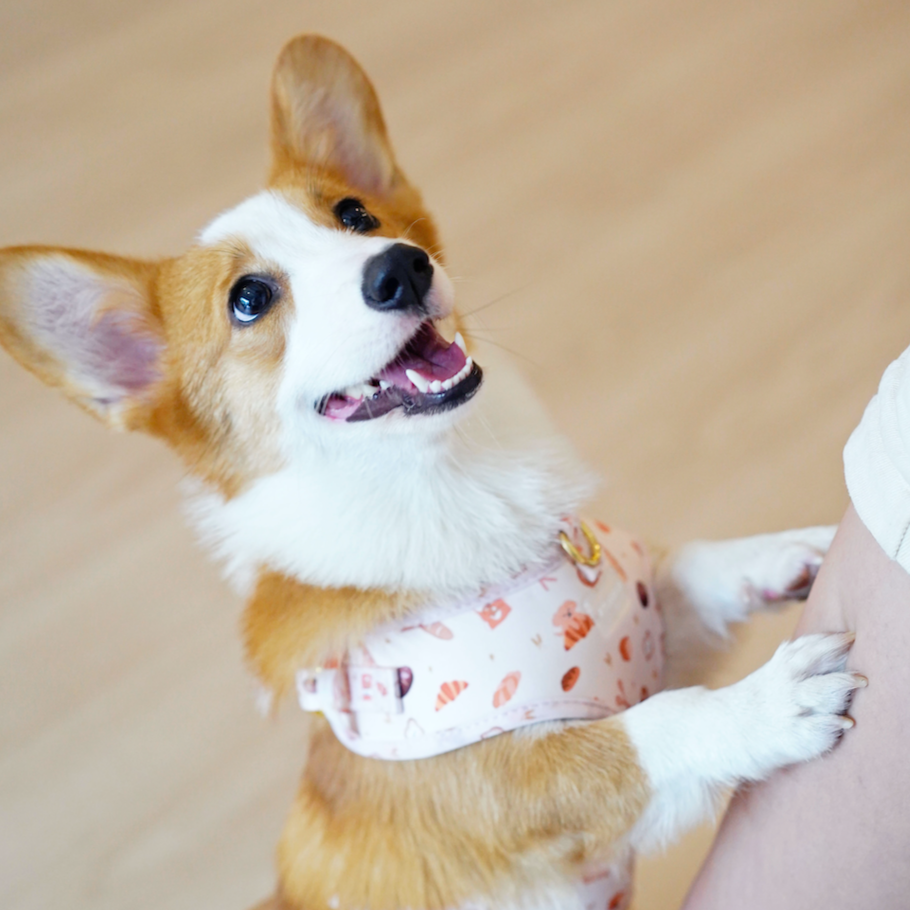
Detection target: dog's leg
<box><xmin>620</xmin><ymin>631</ymin><xmax>863</xmax><ymax>851</ymax></box>
<box><xmin>661</xmin><ymin>526</ymin><xmax>837</xmax><ymax>635</ymax></box>
<box><xmin>656</xmin><ymin>526</ymin><xmax>836</xmax><ymax>684</ymax></box>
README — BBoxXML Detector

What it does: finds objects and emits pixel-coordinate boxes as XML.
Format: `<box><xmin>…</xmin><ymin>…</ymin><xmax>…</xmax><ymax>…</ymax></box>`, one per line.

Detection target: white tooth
<box><xmin>429</xmin><ymin>379</ymin><xmax>443</xmax><ymax>393</ymax></box>
<box><xmin>406</xmin><ymin>369</ymin><xmax>429</xmax><ymax>393</ymax></box>
<box><xmin>454</xmin><ymin>332</ymin><xmax>467</xmax><ymax>354</ymax></box>
<box><xmin>347</xmin><ymin>382</ymin><xmax>377</xmax><ymax>399</ymax></box>
<box><xmin>443</xmin><ymin>360</ymin><xmax>471</xmax><ymax>392</ymax></box>
<box><xmin>379</xmin><ymin>379</ymin><xmax>392</xmax><ymax>390</ymax></box>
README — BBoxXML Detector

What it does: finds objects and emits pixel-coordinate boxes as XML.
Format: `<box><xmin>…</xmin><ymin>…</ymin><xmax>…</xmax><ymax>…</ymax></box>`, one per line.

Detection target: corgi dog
<box><xmin>0</xmin><ymin>35</ymin><xmax>864</xmax><ymax>910</ymax></box>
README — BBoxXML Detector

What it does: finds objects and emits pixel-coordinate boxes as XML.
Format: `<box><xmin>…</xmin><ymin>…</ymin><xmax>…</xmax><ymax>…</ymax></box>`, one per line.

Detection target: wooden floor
<box><xmin>2</xmin><ymin>2</ymin><xmax>909</xmax><ymax>908</ymax></box>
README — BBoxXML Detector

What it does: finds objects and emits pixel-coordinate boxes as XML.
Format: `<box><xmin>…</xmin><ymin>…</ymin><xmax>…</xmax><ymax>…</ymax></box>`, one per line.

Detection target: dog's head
<box><xmin>0</xmin><ymin>36</ymin><xmax>480</xmax><ymax>495</ymax></box>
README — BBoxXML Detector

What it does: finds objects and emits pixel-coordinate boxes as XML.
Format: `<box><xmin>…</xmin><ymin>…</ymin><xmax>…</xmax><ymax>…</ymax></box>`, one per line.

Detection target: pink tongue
<box><xmin>323</xmin><ymin>397</ymin><xmax>364</xmax><ymax>420</ymax></box>
<box><xmin>321</xmin><ymin>323</ymin><xmax>468</xmax><ymax>421</ymax></box>
<box><xmin>378</xmin><ymin>323</ymin><xmax>467</xmax><ymax>388</ymax></box>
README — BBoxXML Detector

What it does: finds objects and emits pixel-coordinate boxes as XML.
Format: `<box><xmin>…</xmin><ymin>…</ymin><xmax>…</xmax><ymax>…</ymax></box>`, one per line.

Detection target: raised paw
<box><xmin>667</xmin><ymin>526</ymin><xmax>837</xmax><ymax>636</ymax></box>
<box><xmin>741</xmin><ymin>632</ymin><xmax>864</xmax><ymax>773</ymax></box>
<box><xmin>622</xmin><ymin>631</ymin><xmax>864</xmax><ymax>850</ymax></box>
<box><xmin>741</xmin><ymin>527</ymin><xmax>837</xmax><ymax>606</ymax></box>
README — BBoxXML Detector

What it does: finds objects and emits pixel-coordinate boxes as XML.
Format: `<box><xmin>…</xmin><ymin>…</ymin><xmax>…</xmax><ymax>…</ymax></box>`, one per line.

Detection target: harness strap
<box><xmin>297</xmin><ymin>664</ymin><xmax>405</xmax><ymax>715</ymax></box>
<box><xmin>295</xmin><ymin>519</ymin><xmax>665</xmax><ymax>762</ymax></box>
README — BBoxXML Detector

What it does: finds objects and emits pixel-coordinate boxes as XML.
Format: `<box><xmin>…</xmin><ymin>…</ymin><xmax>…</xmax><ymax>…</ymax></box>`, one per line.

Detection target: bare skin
<box><xmin>683</xmin><ymin>504</ymin><xmax>910</xmax><ymax>909</ymax></box>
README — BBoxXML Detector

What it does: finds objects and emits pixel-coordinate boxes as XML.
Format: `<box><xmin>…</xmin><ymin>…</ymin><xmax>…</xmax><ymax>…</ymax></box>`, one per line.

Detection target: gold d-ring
<box><xmin>559</xmin><ymin>521</ymin><xmax>602</xmax><ymax>568</ymax></box>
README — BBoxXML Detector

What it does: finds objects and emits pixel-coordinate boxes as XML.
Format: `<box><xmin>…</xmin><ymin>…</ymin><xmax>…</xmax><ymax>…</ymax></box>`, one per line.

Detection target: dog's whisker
<box><xmin>459</xmin><ymin>284</ymin><xmax>531</xmax><ymax>318</ymax></box>
<box><xmin>401</xmin><ymin>218</ymin><xmax>429</xmax><ymax>245</ymax></box>
<box><xmin>461</xmin><ymin>332</ymin><xmax>540</xmax><ymax>367</ymax></box>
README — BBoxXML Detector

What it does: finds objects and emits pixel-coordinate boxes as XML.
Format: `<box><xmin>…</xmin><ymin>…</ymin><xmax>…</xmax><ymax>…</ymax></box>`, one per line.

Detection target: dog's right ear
<box><xmin>268</xmin><ymin>35</ymin><xmax>400</xmax><ymax>198</ymax></box>
<box><xmin>0</xmin><ymin>247</ymin><xmax>165</xmax><ymax>431</ymax></box>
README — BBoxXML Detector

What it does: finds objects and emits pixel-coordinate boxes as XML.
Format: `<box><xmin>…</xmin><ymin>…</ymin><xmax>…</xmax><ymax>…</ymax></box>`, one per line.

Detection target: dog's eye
<box><xmin>334</xmin><ymin>197</ymin><xmax>380</xmax><ymax>233</ymax></box>
<box><xmin>229</xmin><ymin>277</ymin><xmax>275</xmax><ymax>325</ymax></box>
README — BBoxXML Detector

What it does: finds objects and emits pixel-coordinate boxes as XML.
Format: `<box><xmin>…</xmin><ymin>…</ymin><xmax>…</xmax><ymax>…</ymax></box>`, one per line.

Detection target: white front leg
<box><xmin>622</xmin><ymin>632</ymin><xmax>863</xmax><ymax>851</ymax></box>
<box><xmin>664</xmin><ymin>526</ymin><xmax>837</xmax><ymax>637</ymax></box>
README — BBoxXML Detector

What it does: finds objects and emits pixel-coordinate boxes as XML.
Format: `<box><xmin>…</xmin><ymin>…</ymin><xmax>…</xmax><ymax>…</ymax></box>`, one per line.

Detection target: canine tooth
<box><xmin>406</xmin><ymin>369</ymin><xmax>430</xmax><ymax>393</ymax></box>
<box><xmin>429</xmin><ymin>379</ymin><xmax>443</xmax><ymax>393</ymax></box>
<box><xmin>379</xmin><ymin>379</ymin><xmax>392</xmax><ymax>390</ymax></box>
<box><xmin>454</xmin><ymin>332</ymin><xmax>467</xmax><ymax>354</ymax></box>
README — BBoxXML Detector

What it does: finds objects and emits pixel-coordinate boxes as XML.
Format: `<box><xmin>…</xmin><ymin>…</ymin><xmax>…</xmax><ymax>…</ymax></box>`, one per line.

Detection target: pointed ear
<box><xmin>268</xmin><ymin>34</ymin><xmax>399</xmax><ymax>197</ymax></box>
<box><xmin>0</xmin><ymin>247</ymin><xmax>165</xmax><ymax>430</ymax></box>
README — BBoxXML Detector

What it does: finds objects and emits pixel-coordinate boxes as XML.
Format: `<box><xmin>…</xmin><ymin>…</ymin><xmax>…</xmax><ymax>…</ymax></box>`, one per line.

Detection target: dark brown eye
<box><xmin>229</xmin><ymin>276</ymin><xmax>275</xmax><ymax>325</ymax></box>
<box><xmin>334</xmin><ymin>197</ymin><xmax>380</xmax><ymax>233</ymax></box>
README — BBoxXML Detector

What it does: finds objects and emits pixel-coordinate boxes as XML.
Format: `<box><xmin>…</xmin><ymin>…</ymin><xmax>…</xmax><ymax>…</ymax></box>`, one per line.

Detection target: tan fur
<box><xmin>279</xmin><ymin>718</ymin><xmax>647</xmax><ymax>910</ymax></box>
<box><xmin>268</xmin><ymin>35</ymin><xmax>435</xmax><ymax>257</ymax></box>
<box><xmin>0</xmin><ymin>34</ymin><xmax>654</xmax><ymax>910</ymax></box>
<box><xmin>243</xmin><ymin>573</ymin><xmax>420</xmax><ymax>703</ymax></box>
<box><xmin>149</xmin><ymin>245</ymin><xmax>290</xmax><ymax>496</ymax></box>
<box><xmin>243</xmin><ymin>574</ymin><xmax>650</xmax><ymax>910</ymax></box>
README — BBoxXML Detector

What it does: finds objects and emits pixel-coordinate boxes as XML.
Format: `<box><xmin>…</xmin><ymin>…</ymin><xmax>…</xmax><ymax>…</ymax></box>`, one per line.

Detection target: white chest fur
<box><xmin>188</xmin><ymin>346</ymin><xmax>594</xmax><ymax>597</ymax></box>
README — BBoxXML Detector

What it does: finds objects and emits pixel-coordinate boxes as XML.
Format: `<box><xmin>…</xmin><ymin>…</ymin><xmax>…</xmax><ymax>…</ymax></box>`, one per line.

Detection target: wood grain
<box><xmin>1</xmin><ymin>2</ymin><xmax>908</xmax><ymax>908</ymax></box>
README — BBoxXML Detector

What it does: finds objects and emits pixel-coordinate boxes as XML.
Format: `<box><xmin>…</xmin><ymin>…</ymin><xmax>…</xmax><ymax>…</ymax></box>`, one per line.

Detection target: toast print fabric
<box><xmin>297</xmin><ymin>520</ymin><xmax>665</xmax><ymax>760</ymax></box>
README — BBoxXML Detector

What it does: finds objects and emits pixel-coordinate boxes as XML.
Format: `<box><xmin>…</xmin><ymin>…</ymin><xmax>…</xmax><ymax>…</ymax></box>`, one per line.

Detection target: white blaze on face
<box><xmin>199</xmin><ymin>190</ymin><xmax>455</xmax><ymax>429</ymax></box>
<box><xmin>188</xmin><ymin>191</ymin><xmax>589</xmax><ymax>597</ymax></box>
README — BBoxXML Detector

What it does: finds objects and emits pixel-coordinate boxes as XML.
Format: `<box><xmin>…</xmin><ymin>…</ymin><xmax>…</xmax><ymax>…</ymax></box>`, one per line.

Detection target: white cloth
<box><xmin>844</xmin><ymin>346</ymin><xmax>910</xmax><ymax>570</ymax></box>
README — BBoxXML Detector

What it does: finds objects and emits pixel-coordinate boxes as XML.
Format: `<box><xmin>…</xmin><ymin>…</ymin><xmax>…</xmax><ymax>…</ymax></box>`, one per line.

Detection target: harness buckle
<box><xmin>296</xmin><ymin>665</ymin><xmax>404</xmax><ymax>715</ymax></box>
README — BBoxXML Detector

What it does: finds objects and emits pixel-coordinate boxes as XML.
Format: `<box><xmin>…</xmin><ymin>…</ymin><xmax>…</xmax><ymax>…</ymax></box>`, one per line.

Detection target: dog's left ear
<box><xmin>268</xmin><ymin>34</ymin><xmax>400</xmax><ymax>197</ymax></box>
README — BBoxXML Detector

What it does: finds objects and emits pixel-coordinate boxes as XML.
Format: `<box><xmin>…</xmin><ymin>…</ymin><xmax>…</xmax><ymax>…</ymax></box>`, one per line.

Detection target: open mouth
<box><xmin>317</xmin><ymin>322</ymin><xmax>483</xmax><ymax>422</ymax></box>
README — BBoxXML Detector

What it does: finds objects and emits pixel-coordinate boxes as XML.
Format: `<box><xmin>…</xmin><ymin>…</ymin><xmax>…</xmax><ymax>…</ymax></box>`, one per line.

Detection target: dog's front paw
<box><xmin>623</xmin><ymin>632</ymin><xmax>863</xmax><ymax>850</ymax></box>
<box><xmin>739</xmin><ymin>632</ymin><xmax>864</xmax><ymax>773</ymax></box>
<box><xmin>740</xmin><ymin>527</ymin><xmax>837</xmax><ymax>606</ymax></box>
<box><xmin>669</xmin><ymin>526</ymin><xmax>837</xmax><ymax>635</ymax></box>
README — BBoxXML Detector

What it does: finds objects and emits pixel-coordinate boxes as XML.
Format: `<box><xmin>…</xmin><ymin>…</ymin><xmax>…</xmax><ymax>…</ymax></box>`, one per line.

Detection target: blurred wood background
<box><xmin>1</xmin><ymin>2</ymin><xmax>909</xmax><ymax>908</ymax></box>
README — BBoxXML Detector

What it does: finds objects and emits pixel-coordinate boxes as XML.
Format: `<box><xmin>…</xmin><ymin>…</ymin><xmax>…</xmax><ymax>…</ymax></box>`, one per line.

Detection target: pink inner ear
<box><xmin>89</xmin><ymin>308</ymin><xmax>161</xmax><ymax>392</ymax></box>
<box><xmin>28</xmin><ymin>257</ymin><xmax>162</xmax><ymax>407</ymax></box>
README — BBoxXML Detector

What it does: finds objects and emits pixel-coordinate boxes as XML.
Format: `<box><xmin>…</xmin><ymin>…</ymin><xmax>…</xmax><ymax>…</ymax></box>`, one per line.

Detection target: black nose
<box><xmin>362</xmin><ymin>243</ymin><xmax>433</xmax><ymax>313</ymax></box>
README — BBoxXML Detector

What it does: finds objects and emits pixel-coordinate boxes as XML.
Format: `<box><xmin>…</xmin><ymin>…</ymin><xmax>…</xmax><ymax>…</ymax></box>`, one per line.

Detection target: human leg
<box><xmin>682</xmin><ymin>504</ymin><xmax>910</xmax><ymax>910</ymax></box>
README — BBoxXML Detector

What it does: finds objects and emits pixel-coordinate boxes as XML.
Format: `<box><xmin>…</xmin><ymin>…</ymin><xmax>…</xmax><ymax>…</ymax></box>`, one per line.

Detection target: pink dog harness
<box><xmin>295</xmin><ymin>518</ymin><xmax>664</xmax><ymax>910</ymax></box>
<box><xmin>296</xmin><ymin>518</ymin><xmax>664</xmax><ymax>758</ymax></box>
